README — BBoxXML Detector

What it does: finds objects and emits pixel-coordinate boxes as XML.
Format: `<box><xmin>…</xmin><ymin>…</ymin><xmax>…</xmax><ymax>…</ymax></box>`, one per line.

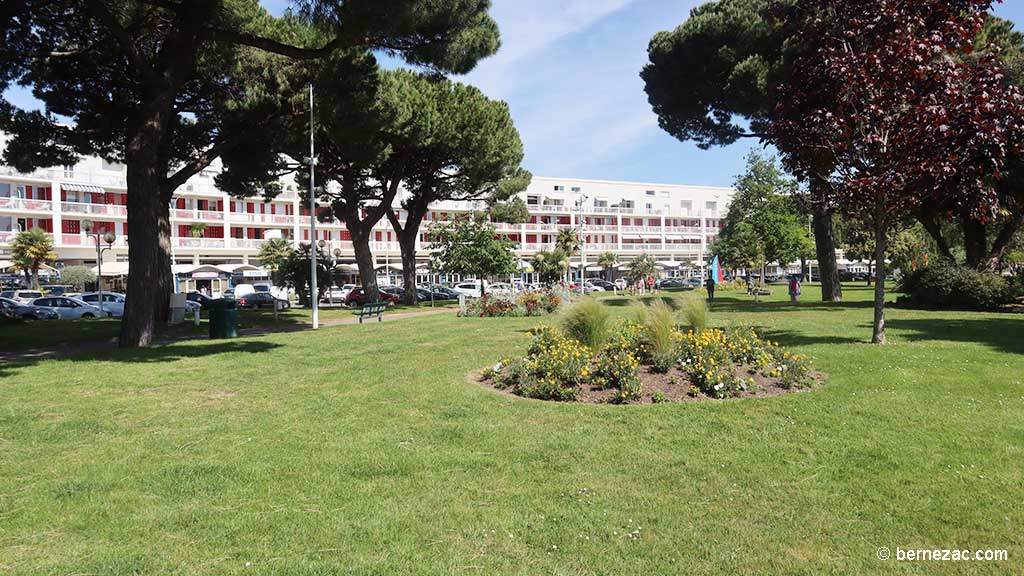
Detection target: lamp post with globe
<box><xmin>82</xmin><ymin>219</ymin><xmax>115</xmax><ymax>316</ymax></box>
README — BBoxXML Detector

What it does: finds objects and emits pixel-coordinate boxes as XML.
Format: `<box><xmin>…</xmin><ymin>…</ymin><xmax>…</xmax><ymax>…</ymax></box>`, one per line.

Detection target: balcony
<box><xmin>58</xmin><ymin>234</ymin><xmax>129</xmax><ymax>248</ymax></box>
<box><xmin>0</xmin><ymin>230</ymin><xmax>14</xmax><ymax>244</ymax></box>
<box><xmin>0</xmin><ymin>197</ymin><xmax>52</xmax><ymax>212</ymax></box>
<box><xmin>61</xmin><ymin>201</ymin><xmax>127</xmax><ymax>218</ymax></box>
<box><xmin>173</xmin><ymin>237</ymin><xmax>227</xmax><ymax>250</ymax></box>
<box><xmin>229</xmin><ymin>212</ymin><xmax>296</xmax><ymax>226</ymax></box>
<box><xmin>171</xmin><ymin>209</ymin><xmax>226</xmax><ymax>222</ymax></box>
<box><xmin>0</xmin><ymin>166</ymin><xmax>128</xmax><ymax>188</ymax></box>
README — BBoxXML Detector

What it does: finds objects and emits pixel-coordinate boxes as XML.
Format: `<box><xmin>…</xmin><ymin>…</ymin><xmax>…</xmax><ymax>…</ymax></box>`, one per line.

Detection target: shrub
<box><xmin>763</xmin><ymin>347</ymin><xmax>815</xmax><ymax>389</ymax></box>
<box><xmin>1012</xmin><ymin>273</ymin><xmax>1024</xmax><ymax>298</ymax></box>
<box><xmin>593</xmin><ymin>347</ymin><xmax>642</xmax><ymax>398</ymax></box>
<box><xmin>678</xmin><ymin>292</ymin><xmax>710</xmax><ymax>331</ymax></box>
<box><xmin>642</xmin><ymin>300</ymin><xmax>680</xmax><ymax>373</ymax></box>
<box><xmin>651</xmin><ymin>390</ymin><xmax>669</xmax><ymax>404</ymax></box>
<box><xmin>60</xmin><ymin>265</ymin><xmax>97</xmax><ymax>291</ymax></box>
<box><xmin>562</xmin><ymin>297</ymin><xmax>610</xmax><ymax>350</ymax></box>
<box><xmin>897</xmin><ymin>264</ymin><xmax>1014</xmax><ymax>310</ymax></box>
<box><xmin>504</xmin><ymin>328</ymin><xmax>592</xmax><ymax>401</ymax></box>
<box><xmin>461</xmin><ymin>289</ymin><xmax>569</xmax><ymax>318</ymax></box>
<box><xmin>678</xmin><ymin>329</ymin><xmax>749</xmax><ymax>398</ymax></box>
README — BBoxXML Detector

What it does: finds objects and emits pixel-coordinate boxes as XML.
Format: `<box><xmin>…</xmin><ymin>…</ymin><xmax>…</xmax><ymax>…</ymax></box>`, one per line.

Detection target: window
<box><xmin>659</xmin><ymin>191</ymin><xmax>670</xmax><ymax>198</ymax></box>
<box><xmin>705</xmin><ymin>201</ymin><xmax>718</xmax><ymax>211</ymax></box>
<box><xmin>645</xmin><ymin>190</ymin><xmax>655</xmax><ymax>196</ymax></box>
<box><xmin>526</xmin><ymin>195</ymin><xmax>539</xmax><ymax>205</ymax></box>
<box><xmin>571</xmin><ymin>187</ymin><xmax>581</xmax><ymax>193</ymax></box>
<box><xmin>619</xmin><ymin>200</ymin><xmax>635</xmax><ymax>209</ymax></box>
<box><xmin>593</xmin><ymin>199</ymin><xmax>608</xmax><ymax>208</ymax></box>
<box><xmin>63</xmin><ymin>165</ymin><xmax>76</xmax><ymax>178</ymax></box>
<box><xmin>680</xmin><ymin>200</ymin><xmax>693</xmax><ymax>212</ymax></box>
<box><xmin>553</xmin><ymin>185</ymin><xmax>565</xmax><ymax>191</ymax></box>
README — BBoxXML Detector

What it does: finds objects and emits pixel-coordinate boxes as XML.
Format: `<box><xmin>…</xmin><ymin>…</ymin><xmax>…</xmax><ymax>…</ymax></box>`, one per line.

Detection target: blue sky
<box><xmin>5</xmin><ymin>1</ymin><xmax>1023</xmax><ymax>187</ymax></box>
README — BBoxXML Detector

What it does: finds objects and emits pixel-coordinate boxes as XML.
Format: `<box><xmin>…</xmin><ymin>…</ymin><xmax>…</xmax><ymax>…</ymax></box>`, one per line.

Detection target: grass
<box><xmin>1</xmin><ymin>286</ymin><xmax>1022</xmax><ymax>574</ymax></box>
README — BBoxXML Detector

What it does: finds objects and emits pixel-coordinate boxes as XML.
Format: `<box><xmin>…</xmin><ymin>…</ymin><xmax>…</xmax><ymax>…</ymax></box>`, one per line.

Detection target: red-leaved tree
<box><xmin>769</xmin><ymin>0</ymin><xmax>1024</xmax><ymax>343</ymax></box>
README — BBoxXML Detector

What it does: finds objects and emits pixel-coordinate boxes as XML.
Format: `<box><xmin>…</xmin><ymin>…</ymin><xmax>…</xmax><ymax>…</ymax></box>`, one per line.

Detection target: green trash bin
<box><xmin>208</xmin><ymin>298</ymin><xmax>238</xmax><ymax>339</ymax></box>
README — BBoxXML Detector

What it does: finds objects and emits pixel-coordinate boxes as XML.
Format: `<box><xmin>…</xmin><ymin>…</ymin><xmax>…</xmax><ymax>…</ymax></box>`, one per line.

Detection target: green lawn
<box><xmin>1</xmin><ymin>287</ymin><xmax>1022</xmax><ymax>574</ymax></box>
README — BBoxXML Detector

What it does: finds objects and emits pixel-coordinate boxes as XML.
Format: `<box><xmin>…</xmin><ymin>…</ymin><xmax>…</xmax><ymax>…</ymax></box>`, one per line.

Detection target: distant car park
<box><xmin>345</xmin><ymin>287</ymin><xmax>399</xmax><ymax>307</ymax></box>
<box><xmin>1</xmin><ymin>290</ymin><xmax>44</xmax><ymax>304</ymax></box>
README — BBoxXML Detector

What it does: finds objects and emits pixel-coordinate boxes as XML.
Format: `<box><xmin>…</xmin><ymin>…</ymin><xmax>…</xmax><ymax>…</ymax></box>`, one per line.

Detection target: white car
<box><xmin>488</xmin><ymin>282</ymin><xmax>514</xmax><ymax>295</ymax></box>
<box><xmin>453</xmin><ymin>280</ymin><xmax>487</xmax><ymax>298</ymax></box>
<box><xmin>29</xmin><ymin>296</ymin><xmax>104</xmax><ymax>319</ymax></box>
<box><xmin>321</xmin><ymin>285</ymin><xmax>350</xmax><ymax>302</ymax></box>
<box><xmin>78</xmin><ymin>292</ymin><xmax>126</xmax><ymax>317</ymax></box>
<box><xmin>582</xmin><ymin>282</ymin><xmax>606</xmax><ymax>294</ymax></box>
<box><xmin>0</xmin><ymin>289</ymin><xmax>44</xmax><ymax>304</ymax></box>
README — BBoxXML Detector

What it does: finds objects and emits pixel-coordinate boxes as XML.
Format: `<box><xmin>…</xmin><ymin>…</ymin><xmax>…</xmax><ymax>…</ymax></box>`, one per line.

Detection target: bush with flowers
<box><xmin>460</xmin><ymin>288</ymin><xmax>569</xmax><ymax>318</ymax></box>
<box><xmin>480</xmin><ymin>302</ymin><xmax>820</xmax><ymax>404</ymax></box>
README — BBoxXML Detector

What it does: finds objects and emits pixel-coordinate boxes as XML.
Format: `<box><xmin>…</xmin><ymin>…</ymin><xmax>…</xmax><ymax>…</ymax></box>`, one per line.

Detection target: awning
<box><xmin>585</xmin><ymin>265</ymin><xmax>604</xmax><ymax>272</ymax></box>
<box><xmin>336</xmin><ymin>263</ymin><xmax>359</xmax><ymax>272</ymax></box>
<box><xmin>91</xmin><ymin>262</ymin><xmax>130</xmax><ymax>277</ymax></box>
<box><xmin>0</xmin><ymin>260</ymin><xmax>14</xmax><ymax>271</ymax></box>
<box><xmin>375</xmin><ymin>264</ymin><xmax>403</xmax><ymax>272</ymax></box>
<box><xmin>61</xmin><ymin>183</ymin><xmax>106</xmax><ymax>193</ymax></box>
<box><xmin>656</xmin><ymin>260</ymin><xmax>683</xmax><ymax>268</ymax></box>
<box><xmin>218</xmin><ymin>264</ymin><xmax>263</xmax><ymax>274</ymax></box>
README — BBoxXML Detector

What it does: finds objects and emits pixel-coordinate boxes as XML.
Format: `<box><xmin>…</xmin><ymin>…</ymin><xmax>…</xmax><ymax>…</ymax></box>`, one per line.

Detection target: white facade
<box><xmin>0</xmin><ymin>139</ymin><xmax>734</xmax><ymax>278</ymax></box>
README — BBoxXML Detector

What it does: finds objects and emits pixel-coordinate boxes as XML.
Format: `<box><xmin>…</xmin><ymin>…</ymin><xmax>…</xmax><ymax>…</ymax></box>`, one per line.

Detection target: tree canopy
<box><xmin>1</xmin><ymin>0</ymin><xmax>502</xmax><ymax>347</ymax></box>
<box><xmin>428</xmin><ymin>215</ymin><xmax>516</xmax><ymax>294</ymax></box>
<box><xmin>11</xmin><ymin>229</ymin><xmax>57</xmax><ymax>290</ymax></box>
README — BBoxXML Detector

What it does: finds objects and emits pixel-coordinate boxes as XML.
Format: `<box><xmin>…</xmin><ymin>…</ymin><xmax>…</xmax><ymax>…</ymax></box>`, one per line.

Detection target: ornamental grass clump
<box><xmin>679</xmin><ymin>292</ymin><xmax>710</xmax><ymax>331</ymax></box>
<box><xmin>642</xmin><ymin>299</ymin><xmax>681</xmax><ymax>373</ymax></box>
<box><xmin>562</xmin><ymin>297</ymin><xmax>610</xmax><ymax>350</ymax></box>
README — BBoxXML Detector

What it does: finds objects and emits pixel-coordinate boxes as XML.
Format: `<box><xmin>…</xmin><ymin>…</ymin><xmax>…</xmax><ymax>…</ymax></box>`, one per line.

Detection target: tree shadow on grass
<box><xmin>0</xmin><ymin>340</ymin><xmax>282</xmax><ymax>379</ymax></box>
<box><xmin>886</xmin><ymin>317</ymin><xmax>1024</xmax><ymax>355</ymax></box>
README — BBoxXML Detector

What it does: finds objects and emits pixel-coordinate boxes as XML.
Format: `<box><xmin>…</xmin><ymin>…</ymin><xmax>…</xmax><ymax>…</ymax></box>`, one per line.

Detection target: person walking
<box><xmin>705</xmin><ymin>273</ymin><xmax>716</xmax><ymax>302</ymax></box>
<box><xmin>746</xmin><ymin>276</ymin><xmax>754</xmax><ymax>296</ymax></box>
<box><xmin>646</xmin><ymin>275</ymin><xmax>655</xmax><ymax>294</ymax></box>
<box><xmin>789</xmin><ymin>275</ymin><xmax>802</xmax><ymax>302</ymax></box>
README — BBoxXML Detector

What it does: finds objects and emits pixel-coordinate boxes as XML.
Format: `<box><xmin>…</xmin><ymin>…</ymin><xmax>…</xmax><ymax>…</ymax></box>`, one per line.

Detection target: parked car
<box><xmin>452</xmin><ymin>280</ymin><xmax>487</xmax><ymax>298</ymax></box>
<box><xmin>322</xmin><ymin>284</ymin><xmax>354</xmax><ymax>302</ymax></box>
<box><xmin>237</xmin><ymin>292</ymin><xmax>290</xmax><ymax>309</ymax></box>
<box><xmin>683</xmin><ymin>278</ymin><xmax>704</xmax><ymax>288</ymax></box>
<box><xmin>186</xmin><ymin>291</ymin><xmax>216</xmax><ymax>309</ymax></box>
<box><xmin>41</xmin><ymin>284</ymin><xmax>72</xmax><ymax>296</ymax></box>
<box><xmin>29</xmin><ymin>296</ymin><xmax>103</xmax><ymax>319</ymax></box>
<box><xmin>488</xmin><ymin>282</ymin><xmax>514</xmax><ymax>295</ymax></box>
<box><xmin>77</xmin><ymin>292</ymin><xmax>127</xmax><ymax>317</ymax></box>
<box><xmin>0</xmin><ymin>290</ymin><xmax>44</xmax><ymax>304</ymax></box>
<box><xmin>0</xmin><ymin>296</ymin><xmax>59</xmax><ymax>320</ymax></box>
<box><xmin>426</xmin><ymin>285</ymin><xmax>461</xmax><ymax>300</ymax></box>
<box><xmin>657</xmin><ymin>278</ymin><xmax>687</xmax><ymax>289</ymax></box>
<box><xmin>345</xmin><ymin>287</ymin><xmax>399</xmax><ymax>307</ymax></box>
<box><xmin>582</xmin><ymin>281</ymin><xmax>606</xmax><ymax>294</ymax></box>
<box><xmin>587</xmin><ymin>279</ymin><xmax>616</xmax><ymax>290</ymax></box>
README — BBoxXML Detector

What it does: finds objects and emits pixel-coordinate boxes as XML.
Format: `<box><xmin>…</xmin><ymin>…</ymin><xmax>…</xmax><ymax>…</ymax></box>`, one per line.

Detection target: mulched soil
<box><xmin>475</xmin><ymin>364</ymin><xmax>825</xmax><ymax>405</ymax></box>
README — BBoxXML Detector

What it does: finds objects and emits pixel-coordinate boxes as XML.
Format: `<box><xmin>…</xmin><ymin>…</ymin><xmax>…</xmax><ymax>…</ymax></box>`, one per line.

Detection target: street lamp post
<box><xmin>82</xmin><ymin>219</ymin><xmax>115</xmax><ymax>317</ymax></box>
<box><xmin>576</xmin><ymin>192</ymin><xmax>588</xmax><ymax>293</ymax></box>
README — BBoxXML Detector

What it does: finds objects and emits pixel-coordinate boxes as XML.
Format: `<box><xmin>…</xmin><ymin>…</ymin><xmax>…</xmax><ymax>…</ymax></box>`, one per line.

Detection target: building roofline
<box><xmin>530</xmin><ymin>175</ymin><xmax>734</xmax><ymax>192</ymax></box>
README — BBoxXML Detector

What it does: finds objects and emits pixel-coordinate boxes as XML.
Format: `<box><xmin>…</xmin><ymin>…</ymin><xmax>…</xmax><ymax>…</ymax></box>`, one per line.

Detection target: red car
<box><xmin>344</xmin><ymin>288</ymin><xmax>399</xmax><ymax>307</ymax></box>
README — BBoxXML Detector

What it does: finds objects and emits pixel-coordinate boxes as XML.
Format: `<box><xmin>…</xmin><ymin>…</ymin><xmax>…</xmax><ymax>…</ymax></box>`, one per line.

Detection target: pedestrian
<box><xmin>705</xmin><ymin>274</ymin><xmax>716</xmax><ymax>302</ymax></box>
<box><xmin>789</xmin><ymin>275</ymin><xmax>802</xmax><ymax>302</ymax></box>
<box><xmin>746</xmin><ymin>276</ymin><xmax>754</xmax><ymax>296</ymax></box>
<box><xmin>646</xmin><ymin>275</ymin><xmax>655</xmax><ymax>294</ymax></box>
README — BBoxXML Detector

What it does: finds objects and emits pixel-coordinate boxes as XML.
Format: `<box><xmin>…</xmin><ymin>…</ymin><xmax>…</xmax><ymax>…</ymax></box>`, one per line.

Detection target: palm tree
<box><xmin>531</xmin><ymin>249</ymin><xmax>569</xmax><ymax>285</ymax></box>
<box><xmin>11</xmin><ymin>228</ymin><xmax>57</xmax><ymax>289</ymax></box>
<box><xmin>555</xmin><ymin>228</ymin><xmax>581</xmax><ymax>256</ymax></box>
<box><xmin>597</xmin><ymin>251</ymin><xmax>618</xmax><ymax>281</ymax></box>
<box><xmin>258</xmin><ymin>237</ymin><xmax>295</xmax><ymax>285</ymax></box>
<box><xmin>189</xmin><ymin>223</ymin><xmax>208</xmax><ymax>238</ymax></box>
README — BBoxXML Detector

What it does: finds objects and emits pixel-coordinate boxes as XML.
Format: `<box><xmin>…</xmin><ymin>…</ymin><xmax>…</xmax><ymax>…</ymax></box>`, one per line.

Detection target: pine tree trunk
<box><xmin>812</xmin><ymin>206</ymin><xmax>843</xmax><ymax>302</ymax></box>
<box><xmin>120</xmin><ymin>120</ymin><xmax>172</xmax><ymax>348</ymax></box>
<box><xmin>871</xmin><ymin>200</ymin><xmax>888</xmax><ymax>345</ymax></box>
<box><xmin>350</xmin><ymin>227</ymin><xmax>380</xmax><ymax>303</ymax></box>
<box><xmin>398</xmin><ymin>232</ymin><xmax>418</xmax><ymax>306</ymax></box>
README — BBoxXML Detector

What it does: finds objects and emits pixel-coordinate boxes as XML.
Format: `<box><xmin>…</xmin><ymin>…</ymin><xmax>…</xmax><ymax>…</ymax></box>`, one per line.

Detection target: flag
<box><xmin>711</xmin><ymin>255</ymin><xmax>724</xmax><ymax>283</ymax></box>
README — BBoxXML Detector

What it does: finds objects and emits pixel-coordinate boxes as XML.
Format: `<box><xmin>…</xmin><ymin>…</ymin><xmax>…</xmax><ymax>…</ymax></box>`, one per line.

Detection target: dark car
<box><xmin>427</xmin><ymin>285</ymin><xmax>461</xmax><ymax>300</ymax></box>
<box><xmin>237</xmin><ymin>292</ymin><xmax>290</xmax><ymax>309</ymax></box>
<box><xmin>0</xmin><ymin>296</ymin><xmax>59</xmax><ymax>320</ymax></box>
<box><xmin>588</xmin><ymin>279</ymin><xmax>616</xmax><ymax>290</ymax></box>
<box><xmin>186</xmin><ymin>291</ymin><xmax>216</xmax><ymax>309</ymax></box>
<box><xmin>657</xmin><ymin>278</ymin><xmax>686</xmax><ymax>289</ymax></box>
<box><xmin>345</xmin><ymin>288</ymin><xmax>399</xmax><ymax>307</ymax></box>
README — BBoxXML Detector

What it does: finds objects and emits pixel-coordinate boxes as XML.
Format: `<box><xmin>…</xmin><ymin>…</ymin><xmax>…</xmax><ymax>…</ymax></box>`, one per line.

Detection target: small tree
<box><xmin>428</xmin><ymin>215</ymin><xmax>516</xmax><ymax>295</ymax></box>
<box><xmin>531</xmin><ymin>249</ymin><xmax>570</xmax><ymax>285</ymax></box>
<box><xmin>258</xmin><ymin>237</ymin><xmax>295</xmax><ymax>286</ymax></box>
<box><xmin>61</xmin><ymin>265</ymin><xmax>97</xmax><ymax>292</ymax></box>
<box><xmin>11</xmin><ymin>229</ymin><xmax>57</xmax><ymax>289</ymax></box>
<box><xmin>280</xmin><ymin>243</ymin><xmax>331</xmax><ymax>308</ymax></box>
<box><xmin>488</xmin><ymin>197</ymin><xmax>532</xmax><ymax>224</ymax></box>
<box><xmin>626</xmin><ymin>254</ymin><xmax>659</xmax><ymax>284</ymax></box>
<box><xmin>597</xmin><ymin>251</ymin><xmax>619</xmax><ymax>281</ymax></box>
<box><xmin>189</xmin><ymin>223</ymin><xmax>208</xmax><ymax>239</ymax></box>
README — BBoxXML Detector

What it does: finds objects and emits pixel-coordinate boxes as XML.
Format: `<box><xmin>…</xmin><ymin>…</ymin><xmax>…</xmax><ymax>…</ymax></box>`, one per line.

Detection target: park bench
<box><xmin>353</xmin><ymin>302</ymin><xmax>387</xmax><ymax>323</ymax></box>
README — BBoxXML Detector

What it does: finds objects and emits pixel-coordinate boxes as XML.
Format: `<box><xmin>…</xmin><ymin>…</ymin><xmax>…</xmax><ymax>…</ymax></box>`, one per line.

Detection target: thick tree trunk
<box><xmin>120</xmin><ymin>126</ymin><xmax>172</xmax><ymax>348</ymax></box>
<box><xmin>983</xmin><ymin>208</ymin><xmax>1024</xmax><ymax>271</ymax></box>
<box><xmin>962</xmin><ymin>214</ymin><xmax>988</xmax><ymax>269</ymax></box>
<box><xmin>398</xmin><ymin>232</ymin><xmax>418</xmax><ymax>306</ymax></box>
<box><xmin>812</xmin><ymin>206</ymin><xmax>843</xmax><ymax>302</ymax></box>
<box><xmin>350</xmin><ymin>227</ymin><xmax>380</xmax><ymax>303</ymax></box>
<box><xmin>917</xmin><ymin>212</ymin><xmax>956</xmax><ymax>263</ymax></box>
<box><xmin>871</xmin><ymin>201</ymin><xmax>888</xmax><ymax>345</ymax></box>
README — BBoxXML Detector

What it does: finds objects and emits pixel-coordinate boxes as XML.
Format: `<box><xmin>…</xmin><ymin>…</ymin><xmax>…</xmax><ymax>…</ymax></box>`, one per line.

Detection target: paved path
<box><xmin>0</xmin><ymin>307</ymin><xmax>456</xmax><ymax>364</ymax></box>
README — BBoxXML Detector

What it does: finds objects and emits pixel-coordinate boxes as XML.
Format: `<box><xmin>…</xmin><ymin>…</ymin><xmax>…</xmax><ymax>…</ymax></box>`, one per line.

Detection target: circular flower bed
<box><xmin>460</xmin><ymin>288</ymin><xmax>572</xmax><ymax>318</ymax></box>
<box><xmin>480</xmin><ymin>323</ymin><xmax>822</xmax><ymax>404</ymax></box>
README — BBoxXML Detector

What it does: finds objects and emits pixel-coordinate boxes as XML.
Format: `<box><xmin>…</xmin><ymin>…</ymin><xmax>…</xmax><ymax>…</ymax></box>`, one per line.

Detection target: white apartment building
<box><xmin>0</xmin><ymin>137</ymin><xmax>733</xmax><ymax>289</ymax></box>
